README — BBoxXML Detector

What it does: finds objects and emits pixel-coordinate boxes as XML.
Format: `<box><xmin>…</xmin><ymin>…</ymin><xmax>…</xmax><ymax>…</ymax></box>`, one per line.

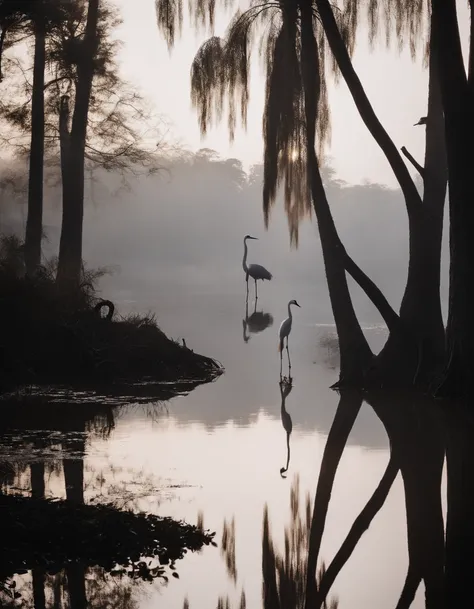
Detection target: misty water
<box><xmin>1</xmin><ymin>159</ymin><xmax>451</xmax><ymax>607</ymax></box>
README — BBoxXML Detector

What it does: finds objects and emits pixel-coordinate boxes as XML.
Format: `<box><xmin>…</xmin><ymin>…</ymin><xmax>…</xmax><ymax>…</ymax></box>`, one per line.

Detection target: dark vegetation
<box><xmin>0</xmin><ymin>236</ymin><xmax>221</xmax><ymax>392</ymax></box>
<box><xmin>0</xmin><ymin>0</ymin><xmax>214</xmax><ymax>394</ymax></box>
<box><xmin>0</xmin><ymin>493</ymin><xmax>216</xmax><ymax>582</ymax></box>
<box><xmin>0</xmin><ymin>391</ymin><xmax>216</xmax><ymax>606</ymax></box>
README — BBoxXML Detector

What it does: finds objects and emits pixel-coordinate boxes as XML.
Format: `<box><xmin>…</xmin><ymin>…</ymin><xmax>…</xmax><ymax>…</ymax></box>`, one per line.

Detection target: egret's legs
<box><xmin>280</xmin><ymin>351</ymin><xmax>283</xmax><ymax>377</ymax></box>
<box><xmin>286</xmin><ymin>338</ymin><xmax>292</xmax><ymax>380</ymax></box>
<box><xmin>255</xmin><ymin>278</ymin><xmax>258</xmax><ymax>301</ymax></box>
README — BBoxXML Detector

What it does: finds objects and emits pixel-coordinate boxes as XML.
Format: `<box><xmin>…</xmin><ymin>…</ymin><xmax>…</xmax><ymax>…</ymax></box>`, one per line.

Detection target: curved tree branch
<box><xmin>343</xmin><ymin>252</ymin><xmax>401</xmax><ymax>333</ymax></box>
<box><xmin>315</xmin><ymin>0</ymin><xmax>423</xmax><ymax>218</ymax></box>
<box><xmin>396</xmin><ymin>566</ymin><xmax>422</xmax><ymax>609</ymax></box>
<box><xmin>401</xmin><ymin>146</ymin><xmax>425</xmax><ymax>179</ymax></box>
<box><xmin>304</xmin><ymin>391</ymin><xmax>363</xmax><ymax>609</ymax></box>
<box><xmin>316</xmin><ymin>456</ymin><xmax>399</xmax><ymax>605</ymax></box>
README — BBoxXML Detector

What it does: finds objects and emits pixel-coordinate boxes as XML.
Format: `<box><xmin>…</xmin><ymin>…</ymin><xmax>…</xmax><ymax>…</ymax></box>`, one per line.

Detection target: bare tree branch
<box><xmin>401</xmin><ymin>146</ymin><xmax>425</xmax><ymax>179</ymax></box>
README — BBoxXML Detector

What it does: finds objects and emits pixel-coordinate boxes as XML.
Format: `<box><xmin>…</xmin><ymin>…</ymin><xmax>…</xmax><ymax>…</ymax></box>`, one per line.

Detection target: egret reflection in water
<box><xmin>279</xmin><ymin>378</ymin><xmax>293</xmax><ymax>478</ymax></box>
<box><xmin>242</xmin><ymin>298</ymin><xmax>274</xmax><ymax>343</ymax></box>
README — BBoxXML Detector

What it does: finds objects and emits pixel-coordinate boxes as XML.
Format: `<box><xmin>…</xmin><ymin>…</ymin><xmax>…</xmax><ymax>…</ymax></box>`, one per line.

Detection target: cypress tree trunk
<box><xmin>376</xmin><ymin>22</ymin><xmax>447</xmax><ymax>387</ymax></box>
<box><xmin>24</xmin><ymin>17</ymin><xmax>46</xmax><ymax>276</ymax></box>
<box><xmin>317</xmin><ymin>0</ymin><xmax>447</xmax><ymax>387</ymax></box>
<box><xmin>432</xmin><ymin>0</ymin><xmax>474</xmax><ymax>398</ymax></box>
<box><xmin>300</xmin><ymin>1</ymin><xmax>373</xmax><ymax>385</ymax></box>
<box><xmin>57</xmin><ymin>0</ymin><xmax>100</xmax><ymax>288</ymax></box>
<box><xmin>444</xmin><ymin>406</ymin><xmax>474</xmax><ymax>606</ymax></box>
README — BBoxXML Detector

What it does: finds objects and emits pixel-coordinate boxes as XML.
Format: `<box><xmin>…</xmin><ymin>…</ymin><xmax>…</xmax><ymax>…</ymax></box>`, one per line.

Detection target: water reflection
<box><xmin>279</xmin><ymin>379</ymin><xmax>293</xmax><ymax>478</ymax></box>
<box><xmin>316</xmin><ymin>332</ymin><xmax>340</xmax><ymax>370</ymax></box>
<box><xmin>1</xmin><ymin>566</ymin><xmax>143</xmax><ymax>609</ymax></box>
<box><xmin>0</xmin><ymin>397</ymin><xmax>214</xmax><ymax>609</ymax></box>
<box><xmin>262</xmin><ymin>477</ymin><xmax>339</xmax><ymax>609</ymax></box>
<box><xmin>242</xmin><ymin>298</ymin><xmax>274</xmax><ymax>344</ymax></box>
<box><xmin>181</xmin><ymin>390</ymin><xmax>474</xmax><ymax>609</ymax></box>
<box><xmin>4</xmin><ymin>361</ymin><xmax>474</xmax><ymax>608</ymax></box>
<box><xmin>221</xmin><ymin>517</ymin><xmax>238</xmax><ymax>584</ymax></box>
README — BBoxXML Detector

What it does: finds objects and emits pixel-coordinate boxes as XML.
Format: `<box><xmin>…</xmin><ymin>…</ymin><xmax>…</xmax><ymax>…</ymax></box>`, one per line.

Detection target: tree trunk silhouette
<box><xmin>316</xmin><ymin>0</ymin><xmax>447</xmax><ymax>388</ymax></box>
<box><xmin>63</xmin><ymin>456</ymin><xmax>84</xmax><ymax>504</ymax></box>
<box><xmin>57</xmin><ymin>0</ymin><xmax>100</xmax><ymax>288</ymax></box>
<box><xmin>375</xmin><ymin>21</ymin><xmax>447</xmax><ymax>388</ymax></box>
<box><xmin>31</xmin><ymin>458</ymin><xmax>46</xmax><ymax>609</ymax></box>
<box><xmin>469</xmin><ymin>0</ymin><xmax>474</xmax><ymax>93</ymax></box>
<box><xmin>30</xmin><ymin>461</ymin><xmax>45</xmax><ymax>499</ymax></box>
<box><xmin>66</xmin><ymin>564</ymin><xmax>87</xmax><ymax>609</ymax></box>
<box><xmin>432</xmin><ymin>0</ymin><xmax>474</xmax><ymax>398</ymax></box>
<box><xmin>304</xmin><ymin>390</ymin><xmax>363</xmax><ymax>608</ymax></box>
<box><xmin>32</xmin><ymin>568</ymin><xmax>46</xmax><ymax>609</ymax></box>
<box><xmin>24</xmin><ymin>17</ymin><xmax>45</xmax><ymax>276</ymax></box>
<box><xmin>444</xmin><ymin>406</ymin><xmax>474</xmax><ymax>607</ymax></box>
<box><xmin>367</xmin><ymin>393</ymin><xmax>445</xmax><ymax>609</ymax></box>
<box><xmin>63</xmin><ymin>418</ymin><xmax>86</xmax><ymax>505</ymax></box>
<box><xmin>300</xmin><ymin>3</ymin><xmax>373</xmax><ymax>384</ymax></box>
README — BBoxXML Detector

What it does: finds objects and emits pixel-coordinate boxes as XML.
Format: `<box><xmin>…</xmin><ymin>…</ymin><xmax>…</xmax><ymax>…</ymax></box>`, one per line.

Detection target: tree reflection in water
<box><xmin>197</xmin><ymin>389</ymin><xmax>474</xmax><ymax>609</ymax></box>
<box><xmin>221</xmin><ymin>517</ymin><xmax>238</xmax><ymax>584</ymax></box>
<box><xmin>262</xmin><ymin>476</ymin><xmax>338</xmax><ymax>609</ymax></box>
<box><xmin>4</xmin><ymin>387</ymin><xmax>474</xmax><ymax>609</ymax></box>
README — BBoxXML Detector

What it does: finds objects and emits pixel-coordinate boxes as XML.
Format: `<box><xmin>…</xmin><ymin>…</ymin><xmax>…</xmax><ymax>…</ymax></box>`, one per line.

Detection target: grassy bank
<box><xmin>0</xmin><ymin>236</ymin><xmax>222</xmax><ymax>392</ymax></box>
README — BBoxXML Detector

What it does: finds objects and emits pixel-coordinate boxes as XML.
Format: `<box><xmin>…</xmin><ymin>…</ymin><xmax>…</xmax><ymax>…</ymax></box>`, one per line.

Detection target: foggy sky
<box><xmin>112</xmin><ymin>0</ymin><xmax>470</xmax><ymax>187</ymax></box>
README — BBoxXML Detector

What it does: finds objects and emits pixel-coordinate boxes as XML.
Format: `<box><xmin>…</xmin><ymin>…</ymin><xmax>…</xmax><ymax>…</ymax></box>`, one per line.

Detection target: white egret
<box><xmin>278</xmin><ymin>299</ymin><xmax>301</xmax><ymax>376</ymax></box>
<box><xmin>242</xmin><ymin>235</ymin><xmax>272</xmax><ymax>300</ymax></box>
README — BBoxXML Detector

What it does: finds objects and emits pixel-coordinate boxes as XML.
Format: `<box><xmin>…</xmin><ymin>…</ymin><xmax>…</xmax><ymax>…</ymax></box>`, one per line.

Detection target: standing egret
<box><xmin>242</xmin><ymin>235</ymin><xmax>273</xmax><ymax>301</ymax></box>
<box><xmin>278</xmin><ymin>300</ymin><xmax>301</xmax><ymax>377</ymax></box>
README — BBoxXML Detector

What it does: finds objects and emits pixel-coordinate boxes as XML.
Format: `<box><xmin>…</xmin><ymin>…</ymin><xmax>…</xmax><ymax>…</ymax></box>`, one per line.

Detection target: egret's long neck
<box><xmin>287</xmin><ymin>302</ymin><xmax>293</xmax><ymax>319</ymax></box>
<box><xmin>242</xmin><ymin>239</ymin><xmax>249</xmax><ymax>273</ymax></box>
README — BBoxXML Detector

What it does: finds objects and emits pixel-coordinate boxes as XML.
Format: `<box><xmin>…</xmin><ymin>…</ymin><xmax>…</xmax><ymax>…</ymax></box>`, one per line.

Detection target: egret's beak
<box><xmin>248</xmin><ymin>236</ymin><xmax>258</xmax><ymax>240</ymax></box>
<box><xmin>295</xmin><ymin>302</ymin><xmax>301</xmax><ymax>308</ymax></box>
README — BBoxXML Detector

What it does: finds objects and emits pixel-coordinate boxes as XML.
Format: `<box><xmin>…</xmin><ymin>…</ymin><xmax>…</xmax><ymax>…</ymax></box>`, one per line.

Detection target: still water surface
<box><xmin>1</xmin><ymin>275</ymin><xmax>442</xmax><ymax>608</ymax></box>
